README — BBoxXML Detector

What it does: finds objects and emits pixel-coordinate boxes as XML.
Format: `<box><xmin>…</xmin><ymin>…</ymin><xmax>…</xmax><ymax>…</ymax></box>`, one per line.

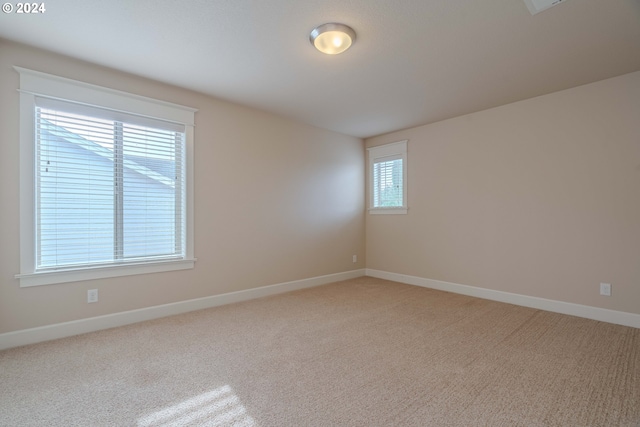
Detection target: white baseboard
<box><xmin>366</xmin><ymin>269</ymin><xmax>640</xmax><ymax>329</ymax></box>
<box><xmin>0</xmin><ymin>269</ymin><xmax>366</xmax><ymax>351</ymax></box>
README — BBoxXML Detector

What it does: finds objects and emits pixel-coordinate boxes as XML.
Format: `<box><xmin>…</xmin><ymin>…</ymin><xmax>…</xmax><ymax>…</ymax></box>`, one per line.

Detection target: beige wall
<box><xmin>0</xmin><ymin>40</ymin><xmax>365</xmax><ymax>334</ymax></box>
<box><xmin>366</xmin><ymin>71</ymin><xmax>640</xmax><ymax>315</ymax></box>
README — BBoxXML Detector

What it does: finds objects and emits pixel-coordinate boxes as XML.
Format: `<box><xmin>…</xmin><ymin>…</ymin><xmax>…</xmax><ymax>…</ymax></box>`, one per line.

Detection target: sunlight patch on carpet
<box><xmin>137</xmin><ymin>385</ymin><xmax>255</xmax><ymax>427</ymax></box>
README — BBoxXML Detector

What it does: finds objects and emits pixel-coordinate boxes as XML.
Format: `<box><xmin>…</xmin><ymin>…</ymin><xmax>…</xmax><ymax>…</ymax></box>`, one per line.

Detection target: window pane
<box><xmin>37</xmin><ymin>108</ymin><xmax>115</xmax><ymax>268</ymax></box>
<box><xmin>373</xmin><ymin>158</ymin><xmax>403</xmax><ymax>207</ymax></box>
<box><xmin>122</xmin><ymin>124</ymin><xmax>182</xmax><ymax>258</ymax></box>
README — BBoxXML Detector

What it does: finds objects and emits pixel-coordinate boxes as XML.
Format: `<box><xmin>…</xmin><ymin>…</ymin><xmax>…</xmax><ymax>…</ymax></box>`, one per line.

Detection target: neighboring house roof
<box><xmin>40</xmin><ymin>119</ymin><xmax>176</xmax><ymax>188</ymax></box>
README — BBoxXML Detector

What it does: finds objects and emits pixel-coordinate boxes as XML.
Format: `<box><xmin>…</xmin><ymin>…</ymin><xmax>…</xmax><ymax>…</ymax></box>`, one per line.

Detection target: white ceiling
<box><xmin>1</xmin><ymin>0</ymin><xmax>639</xmax><ymax>138</ymax></box>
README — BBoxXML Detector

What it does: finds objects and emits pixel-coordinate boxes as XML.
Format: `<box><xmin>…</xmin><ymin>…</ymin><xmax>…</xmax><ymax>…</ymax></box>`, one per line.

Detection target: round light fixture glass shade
<box><xmin>310</xmin><ymin>23</ymin><xmax>356</xmax><ymax>55</ymax></box>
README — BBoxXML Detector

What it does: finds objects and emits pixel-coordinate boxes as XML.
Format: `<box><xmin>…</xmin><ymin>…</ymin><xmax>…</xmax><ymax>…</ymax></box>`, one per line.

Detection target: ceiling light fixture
<box><xmin>309</xmin><ymin>23</ymin><xmax>356</xmax><ymax>55</ymax></box>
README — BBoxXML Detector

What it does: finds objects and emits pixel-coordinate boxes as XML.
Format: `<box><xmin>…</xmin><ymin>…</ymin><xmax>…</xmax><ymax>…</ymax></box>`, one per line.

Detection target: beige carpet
<box><xmin>1</xmin><ymin>276</ymin><xmax>639</xmax><ymax>426</ymax></box>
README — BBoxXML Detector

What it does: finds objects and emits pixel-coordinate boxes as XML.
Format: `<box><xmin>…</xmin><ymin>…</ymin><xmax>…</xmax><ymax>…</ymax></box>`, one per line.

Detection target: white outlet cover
<box><xmin>599</xmin><ymin>283</ymin><xmax>611</xmax><ymax>296</ymax></box>
<box><xmin>523</xmin><ymin>0</ymin><xmax>567</xmax><ymax>15</ymax></box>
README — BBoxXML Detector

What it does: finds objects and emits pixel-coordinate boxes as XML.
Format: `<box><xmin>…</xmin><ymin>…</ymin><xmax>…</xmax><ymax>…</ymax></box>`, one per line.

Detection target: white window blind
<box><xmin>373</xmin><ymin>156</ymin><xmax>403</xmax><ymax>208</ymax></box>
<box><xmin>368</xmin><ymin>140</ymin><xmax>408</xmax><ymax>214</ymax></box>
<box><xmin>35</xmin><ymin>97</ymin><xmax>186</xmax><ymax>271</ymax></box>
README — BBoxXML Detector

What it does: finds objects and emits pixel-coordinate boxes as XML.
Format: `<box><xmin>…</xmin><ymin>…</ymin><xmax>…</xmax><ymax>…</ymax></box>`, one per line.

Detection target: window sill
<box><xmin>369</xmin><ymin>208</ymin><xmax>408</xmax><ymax>215</ymax></box>
<box><xmin>16</xmin><ymin>258</ymin><xmax>197</xmax><ymax>287</ymax></box>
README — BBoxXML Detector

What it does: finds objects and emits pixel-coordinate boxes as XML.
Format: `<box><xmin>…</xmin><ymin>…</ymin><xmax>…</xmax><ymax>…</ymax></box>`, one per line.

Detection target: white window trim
<box><xmin>14</xmin><ymin>67</ymin><xmax>198</xmax><ymax>287</ymax></box>
<box><xmin>367</xmin><ymin>140</ymin><xmax>408</xmax><ymax>215</ymax></box>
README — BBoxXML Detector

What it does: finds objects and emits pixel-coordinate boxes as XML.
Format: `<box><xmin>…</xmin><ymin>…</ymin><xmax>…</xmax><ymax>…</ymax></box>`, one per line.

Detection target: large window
<box><xmin>16</xmin><ymin>67</ymin><xmax>196</xmax><ymax>286</ymax></box>
<box><xmin>368</xmin><ymin>140</ymin><xmax>408</xmax><ymax>214</ymax></box>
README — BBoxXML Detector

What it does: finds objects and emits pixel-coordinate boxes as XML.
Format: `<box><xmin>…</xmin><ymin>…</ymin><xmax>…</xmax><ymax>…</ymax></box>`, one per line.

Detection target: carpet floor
<box><xmin>1</xmin><ymin>276</ymin><xmax>639</xmax><ymax>426</ymax></box>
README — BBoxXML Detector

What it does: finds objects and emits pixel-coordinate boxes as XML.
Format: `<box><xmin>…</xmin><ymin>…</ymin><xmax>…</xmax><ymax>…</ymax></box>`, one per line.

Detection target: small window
<box><xmin>368</xmin><ymin>140</ymin><xmax>408</xmax><ymax>214</ymax></box>
<box><xmin>15</xmin><ymin>67</ymin><xmax>197</xmax><ymax>286</ymax></box>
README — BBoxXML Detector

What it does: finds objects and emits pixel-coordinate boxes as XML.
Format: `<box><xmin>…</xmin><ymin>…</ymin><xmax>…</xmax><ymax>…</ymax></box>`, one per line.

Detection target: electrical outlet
<box><xmin>353</xmin><ymin>255</ymin><xmax>357</xmax><ymax>263</ymax></box>
<box><xmin>599</xmin><ymin>283</ymin><xmax>611</xmax><ymax>297</ymax></box>
<box><xmin>87</xmin><ymin>289</ymin><xmax>99</xmax><ymax>303</ymax></box>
